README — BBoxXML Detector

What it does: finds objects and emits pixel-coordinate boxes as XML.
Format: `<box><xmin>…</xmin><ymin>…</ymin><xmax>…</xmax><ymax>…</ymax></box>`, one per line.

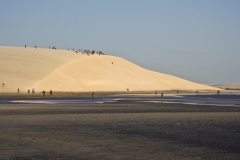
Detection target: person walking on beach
<box><xmin>50</xmin><ymin>90</ymin><xmax>53</xmax><ymax>96</ymax></box>
<box><xmin>32</xmin><ymin>88</ymin><xmax>35</xmax><ymax>94</ymax></box>
<box><xmin>161</xmin><ymin>93</ymin><xmax>164</xmax><ymax>100</ymax></box>
<box><xmin>92</xmin><ymin>92</ymin><xmax>95</xmax><ymax>98</ymax></box>
<box><xmin>155</xmin><ymin>91</ymin><xmax>157</xmax><ymax>95</ymax></box>
<box><xmin>42</xmin><ymin>90</ymin><xmax>45</xmax><ymax>96</ymax></box>
<box><xmin>17</xmin><ymin>88</ymin><xmax>20</xmax><ymax>94</ymax></box>
<box><xmin>2</xmin><ymin>83</ymin><xmax>4</xmax><ymax>88</ymax></box>
<box><xmin>28</xmin><ymin>89</ymin><xmax>30</xmax><ymax>94</ymax></box>
<box><xmin>25</xmin><ymin>45</ymin><xmax>26</xmax><ymax>48</ymax></box>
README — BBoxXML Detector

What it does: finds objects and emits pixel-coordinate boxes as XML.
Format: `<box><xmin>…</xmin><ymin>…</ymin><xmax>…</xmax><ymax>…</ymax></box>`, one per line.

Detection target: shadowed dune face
<box><xmin>0</xmin><ymin>46</ymin><xmax>82</xmax><ymax>92</ymax></box>
<box><xmin>0</xmin><ymin>46</ymin><xmax>217</xmax><ymax>92</ymax></box>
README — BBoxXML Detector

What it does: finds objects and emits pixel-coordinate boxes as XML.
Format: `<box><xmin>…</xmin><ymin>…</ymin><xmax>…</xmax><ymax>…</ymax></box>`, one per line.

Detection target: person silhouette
<box><xmin>92</xmin><ymin>92</ymin><xmax>95</xmax><ymax>98</ymax></box>
<box><xmin>161</xmin><ymin>93</ymin><xmax>163</xmax><ymax>100</ymax></box>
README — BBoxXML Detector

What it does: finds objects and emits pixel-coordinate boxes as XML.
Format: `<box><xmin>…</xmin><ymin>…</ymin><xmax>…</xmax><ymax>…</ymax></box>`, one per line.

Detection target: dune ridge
<box><xmin>0</xmin><ymin>46</ymin><xmax>217</xmax><ymax>93</ymax></box>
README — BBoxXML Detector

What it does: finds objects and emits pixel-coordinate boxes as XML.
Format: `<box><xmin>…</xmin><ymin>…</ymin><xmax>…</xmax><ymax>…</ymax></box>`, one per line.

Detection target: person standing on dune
<box><xmin>42</xmin><ymin>90</ymin><xmax>45</xmax><ymax>96</ymax></box>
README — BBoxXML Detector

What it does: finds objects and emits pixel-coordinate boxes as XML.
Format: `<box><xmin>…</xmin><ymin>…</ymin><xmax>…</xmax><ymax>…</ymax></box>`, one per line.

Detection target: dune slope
<box><xmin>0</xmin><ymin>46</ymin><xmax>217</xmax><ymax>92</ymax></box>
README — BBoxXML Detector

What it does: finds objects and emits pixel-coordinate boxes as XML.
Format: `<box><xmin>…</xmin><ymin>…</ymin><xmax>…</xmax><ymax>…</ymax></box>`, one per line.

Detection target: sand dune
<box><xmin>0</xmin><ymin>46</ymin><xmax>217</xmax><ymax>93</ymax></box>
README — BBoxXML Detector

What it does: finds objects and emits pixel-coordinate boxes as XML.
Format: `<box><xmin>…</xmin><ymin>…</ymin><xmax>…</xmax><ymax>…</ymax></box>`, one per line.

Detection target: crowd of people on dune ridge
<box><xmin>24</xmin><ymin>45</ymin><xmax>106</xmax><ymax>56</ymax></box>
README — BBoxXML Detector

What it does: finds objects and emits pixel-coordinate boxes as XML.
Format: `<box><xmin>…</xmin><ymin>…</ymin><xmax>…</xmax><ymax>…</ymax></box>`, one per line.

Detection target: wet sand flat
<box><xmin>0</xmin><ymin>102</ymin><xmax>240</xmax><ymax>159</ymax></box>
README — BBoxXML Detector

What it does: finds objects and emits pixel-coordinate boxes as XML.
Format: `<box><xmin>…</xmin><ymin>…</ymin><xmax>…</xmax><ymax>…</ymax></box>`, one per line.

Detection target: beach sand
<box><xmin>0</xmin><ymin>98</ymin><xmax>239</xmax><ymax>159</ymax></box>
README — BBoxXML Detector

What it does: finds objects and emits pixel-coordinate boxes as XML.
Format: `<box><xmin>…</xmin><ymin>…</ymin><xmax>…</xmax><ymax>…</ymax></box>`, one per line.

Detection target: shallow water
<box><xmin>179</xmin><ymin>94</ymin><xmax>240</xmax><ymax>100</ymax></box>
<box><xmin>141</xmin><ymin>100</ymin><xmax>240</xmax><ymax>107</ymax></box>
<box><xmin>11</xmin><ymin>99</ymin><xmax>116</xmax><ymax>104</ymax></box>
<box><xmin>6</xmin><ymin>94</ymin><xmax>240</xmax><ymax>107</ymax></box>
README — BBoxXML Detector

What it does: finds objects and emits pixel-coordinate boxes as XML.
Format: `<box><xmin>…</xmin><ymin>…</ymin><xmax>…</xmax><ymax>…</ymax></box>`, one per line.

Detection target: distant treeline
<box><xmin>225</xmin><ymin>88</ymin><xmax>240</xmax><ymax>90</ymax></box>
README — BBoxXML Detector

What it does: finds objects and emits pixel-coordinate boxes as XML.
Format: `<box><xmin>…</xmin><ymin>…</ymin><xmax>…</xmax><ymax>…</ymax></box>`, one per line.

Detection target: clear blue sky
<box><xmin>1</xmin><ymin>0</ymin><xmax>239</xmax><ymax>84</ymax></box>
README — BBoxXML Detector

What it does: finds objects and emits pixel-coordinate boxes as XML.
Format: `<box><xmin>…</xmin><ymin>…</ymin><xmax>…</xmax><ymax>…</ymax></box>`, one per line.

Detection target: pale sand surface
<box><xmin>0</xmin><ymin>46</ymin><xmax>218</xmax><ymax>93</ymax></box>
<box><xmin>0</xmin><ymin>99</ymin><xmax>240</xmax><ymax>159</ymax></box>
